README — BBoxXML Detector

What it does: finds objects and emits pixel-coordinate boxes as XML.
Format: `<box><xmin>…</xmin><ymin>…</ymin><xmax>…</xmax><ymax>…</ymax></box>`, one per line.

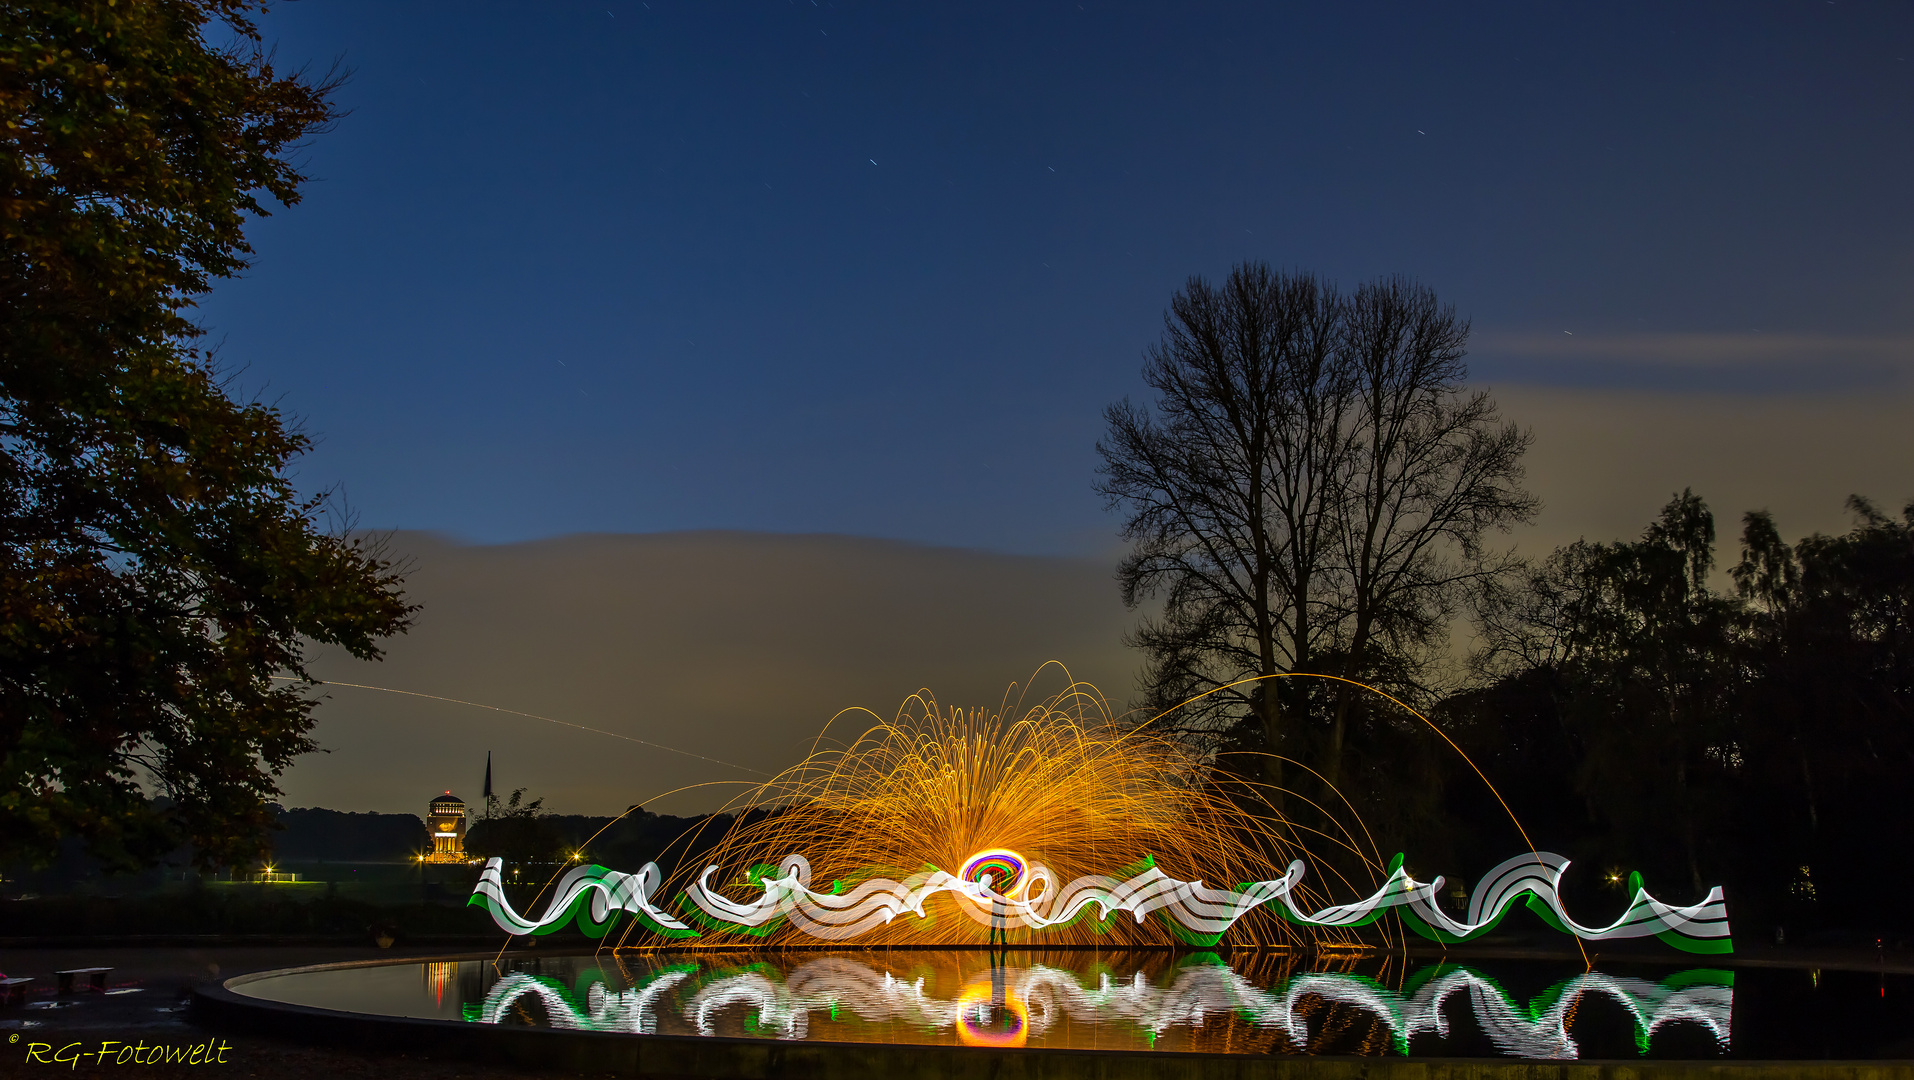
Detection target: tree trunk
<box><xmin>1800</xmin><ymin>755</ymin><xmax>1818</xmax><ymax>831</ymax></box>
<box><xmin>1673</xmin><ymin>699</ymin><xmax>1701</xmax><ymax>894</ymax></box>
<box><xmin>1325</xmin><ymin>685</ymin><xmax>1350</xmax><ymax>793</ymax></box>
<box><xmin>1323</xmin><ymin>616</ymin><xmax>1373</xmax><ymax>793</ymax></box>
<box><xmin>1257</xmin><ymin>606</ymin><xmax>1286</xmax><ymax>812</ymax></box>
<box><xmin>1260</xmin><ymin>691</ymin><xmax>1286</xmax><ymax>813</ymax></box>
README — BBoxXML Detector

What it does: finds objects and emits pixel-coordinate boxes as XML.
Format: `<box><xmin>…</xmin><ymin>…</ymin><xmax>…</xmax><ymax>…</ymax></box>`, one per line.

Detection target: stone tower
<box><xmin>423</xmin><ymin>791</ymin><xmax>468</xmax><ymax>863</ymax></box>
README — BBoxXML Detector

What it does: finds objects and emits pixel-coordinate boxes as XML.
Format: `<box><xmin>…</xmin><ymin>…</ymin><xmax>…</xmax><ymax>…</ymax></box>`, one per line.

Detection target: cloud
<box><xmin>1496</xmin><ymin>385</ymin><xmax>1914</xmax><ymax>564</ymax></box>
<box><xmin>1471</xmin><ymin>331</ymin><xmax>1914</xmax><ymax>392</ymax></box>
<box><xmin>286</xmin><ymin>532</ymin><xmax>1141</xmax><ymax>817</ymax></box>
<box><xmin>281</xmin><ymin>386</ymin><xmax>1914</xmax><ymax>819</ymax></box>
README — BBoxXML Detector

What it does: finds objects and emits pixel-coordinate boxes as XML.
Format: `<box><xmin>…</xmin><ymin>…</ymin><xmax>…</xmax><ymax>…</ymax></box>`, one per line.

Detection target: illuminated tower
<box><xmin>423</xmin><ymin>791</ymin><xmax>469</xmax><ymax>863</ymax></box>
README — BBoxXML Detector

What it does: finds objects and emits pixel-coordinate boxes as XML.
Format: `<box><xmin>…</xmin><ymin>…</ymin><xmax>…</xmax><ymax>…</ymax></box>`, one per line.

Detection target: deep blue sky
<box><xmin>204</xmin><ymin>1</ymin><xmax>1914</xmax><ymax>555</ymax></box>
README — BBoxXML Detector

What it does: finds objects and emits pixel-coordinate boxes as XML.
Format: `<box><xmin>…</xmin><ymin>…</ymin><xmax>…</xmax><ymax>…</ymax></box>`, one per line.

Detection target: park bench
<box><xmin>54</xmin><ymin>967</ymin><xmax>112</xmax><ymax>994</ymax></box>
<box><xmin>0</xmin><ymin>977</ymin><xmax>32</xmax><ymax>1006</ymax></box>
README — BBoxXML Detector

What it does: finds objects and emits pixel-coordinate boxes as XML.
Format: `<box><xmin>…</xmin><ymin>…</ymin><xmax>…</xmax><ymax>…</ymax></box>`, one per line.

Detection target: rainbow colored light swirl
<box><xmin>958</xmin><ymin>848</ymin><xmax>1028</xmax><ymax>900</ymax></box>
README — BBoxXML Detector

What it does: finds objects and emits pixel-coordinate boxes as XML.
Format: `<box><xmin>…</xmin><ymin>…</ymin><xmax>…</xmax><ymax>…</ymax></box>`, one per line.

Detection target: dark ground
<box><xmin>2</xmin><ymin>942</ymin><xmax>1910</xmax><ymax>1077</ymax></box>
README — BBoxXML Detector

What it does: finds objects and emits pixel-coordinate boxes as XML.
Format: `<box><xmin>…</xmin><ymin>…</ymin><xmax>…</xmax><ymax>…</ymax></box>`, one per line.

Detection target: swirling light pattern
<box><xmin>469</xmin><ymin>858</ymin><xmax>695</xmax><ymax>939</ymax></box>
<box><xmin>471</xmin><ymin>849</ymin><xmax>1730</xmax><ymax>952</ymax></box>
<box><xmin>953</xmin><ymin>981</ymin><xmax>1029</xmax><ymax>1048</ymax></box>
<box><xmin>959</xmin><ymin>849</ymin><xmax>1027</xmax><ymax>900</ymax></box>
<box><xmin>1397</xmin><ymin>853</ymin><xmax>1731</xmax><ymax>952</ymax></box>
<box><xmin>466</xmin><ymin>955</ymin><xmax>1733</xmax><ymax>1059</ymax></box>
<box><xmin>468</xmin><ymin>674</ymin><xmax>1731</xmax><ymax>953</ymax></box>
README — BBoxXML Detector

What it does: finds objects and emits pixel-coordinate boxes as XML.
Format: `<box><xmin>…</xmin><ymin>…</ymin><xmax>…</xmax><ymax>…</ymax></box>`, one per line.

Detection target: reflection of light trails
<box><xmin>954</xmin><ymin>982</ymin><xmax>1028</xmax><ymax>1047</ymax></box>
<box><xmin>479</xmin><ymin>968</ymin><xmax>691</xmax><ymax>1033</ymax></box>
<box><xmin>685</xmin><ymin>957</ymin><xmax>952</xmax><ymax>1039</ymax></box>
<box><xmin>663</xmin><ymin>959</ymin><xmax>1732</xmax><ymax>1058</ymax></box>
<box><xmin>1273</xmin><ymin>968</ymin><xmax>1733</xmax><ymax>1059</ymax></box>
<box><xmin>585</xmin><ymin>970</ymin><xmax>693</xmax><ymax>1035</ymax></box>
<box><xmin>471</xmin><ymin>957</ymin><xmax>1733</xmax><ymax>1058</ymax></box>
<box><xmin>425</xmin><ymin>962</ymin><xmax>457</xmax><ymax>1009</ymax></box>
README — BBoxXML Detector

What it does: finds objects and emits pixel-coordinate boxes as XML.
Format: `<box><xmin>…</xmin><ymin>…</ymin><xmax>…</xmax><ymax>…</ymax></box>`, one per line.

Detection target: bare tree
<box><xmin>1097</xmin><ymin>263</ymin><xmax>1536</xmax><ymax>801</ymax></box>
<box><xmin>1320</xmin><ymin>278</ymin><xmax>1539</xmax><ymax>789</ymax></box>
<box><xmin>1096</xmin><ymin>266</ymin><xmax>1345</xmax><ymax>799</ymax></box>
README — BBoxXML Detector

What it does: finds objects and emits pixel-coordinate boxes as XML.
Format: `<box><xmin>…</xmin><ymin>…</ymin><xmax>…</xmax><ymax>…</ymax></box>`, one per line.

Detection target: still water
<box><xmin>234</xmin><ymin>950</ymin><xmax>1913</xmax><ymax>1060</ymax></box>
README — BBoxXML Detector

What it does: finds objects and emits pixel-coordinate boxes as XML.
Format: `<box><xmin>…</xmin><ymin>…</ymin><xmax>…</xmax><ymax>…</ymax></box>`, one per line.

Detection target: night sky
<box><xmin>210</xmin><ymin>3</ymin><xmax>1914</xmax><ymax>814</ymax></box>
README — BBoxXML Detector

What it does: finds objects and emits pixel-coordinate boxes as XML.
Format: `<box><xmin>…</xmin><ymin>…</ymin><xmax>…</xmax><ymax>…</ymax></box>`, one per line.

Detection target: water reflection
<box><xmin>464</xmin><ymin>951</ymin><xmax>1732</xmax><ymax>1059</ymax></box>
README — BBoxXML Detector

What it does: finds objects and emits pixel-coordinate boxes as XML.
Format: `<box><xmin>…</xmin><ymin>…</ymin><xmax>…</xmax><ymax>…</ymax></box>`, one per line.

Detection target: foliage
<box><xmin>272</xmin><ymin>808</ymin><xmax>431</xmax><ymax>862</ymax></box>
<box><xmin>0</xmin><ymin>1</ymin><xmax>412</xmax><ymax>871</ymax></box>
<box><xmin>1099</xmin><ymin>268</ymin><xmax>1912</xmax><ymax>934</ymax></box>
<box><xmin>467</xmin><ymin>788</ymin><xmax>563</xmax><ymax>866</ymax></box>
<box><xmin>1096</xmin><ymin>262</ymin><xmax>1535</xmax><ymax>816</ymax></box>
<box><xmin>1726</xmin><ymin>496</ymin><xmax>1914</xmax><ymax>928</ymax></box>
<box><xmin>533</xmin><ymin>809</ymin><xmax>743</xmax><ymax>883</ymax></box>
<box><xmin>1461</xmin><ymin>492</ymin><xmax>1914</xmax><ymax>930</ymax></box>
<box><xmin>1473</xmin><ymin>491</ymin><xmax>1738</xmax><ymax>892</ymax></box>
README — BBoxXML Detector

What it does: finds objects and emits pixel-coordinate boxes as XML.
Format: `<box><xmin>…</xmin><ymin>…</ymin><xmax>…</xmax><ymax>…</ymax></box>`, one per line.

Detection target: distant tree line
<box><xmin>270</xmin><ymin>793</ymin><xmax>767</xmax><ymax>888</ymax></box>
<box><xmin>273</xmin><ymin>808</ymin><xmax>427</xmax><ymax>862</ymax></box>
<box><xmin>1103</xmin><ymin>262</ymin><xmax>1913</xmax><ymax>940</ymax></box>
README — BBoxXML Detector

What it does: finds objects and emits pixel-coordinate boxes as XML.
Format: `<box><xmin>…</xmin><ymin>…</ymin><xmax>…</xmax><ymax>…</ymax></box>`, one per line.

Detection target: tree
<box><xmin>1562</xmin><ymin>492</ymin><xmax>1739</xmax><ymax>893</ymax></box>
<box><xmin>1097</xmin><ymin>263</ymin><xmax>1535</xmax><ymax>809</ymax></box>
<box><xmin>1729</xmin><ymin>497</ymin><xmax>1914</xmax><ymax>926</ymax></box>
<box><xmin>1474</xmin><ymin>493</ymin><xmax>1740</xmax><ymax>893</ymax></box>
<box><xmin>1097</xmin><ymin>266</ymin><xmax>1345</xmax><ymax>801</ymax></box>
<box><xmin>467</xmin><ymin>788</ymin><xmax>562</xmax><ymax>868</ymax></box>
<box><xmin>1320</xmin><ymin>280</ymin><xmax>1537</xmax><ymax>791</ymax></box>
<box><xmin>1470</xmin><ymin>491</ymin><xmax>1914</xmax><ymax>921</ymax></box>
<box><xmin>1</xmin><ymin>1</ymin><xmax>413</xmax><ymax>872</ymax></box>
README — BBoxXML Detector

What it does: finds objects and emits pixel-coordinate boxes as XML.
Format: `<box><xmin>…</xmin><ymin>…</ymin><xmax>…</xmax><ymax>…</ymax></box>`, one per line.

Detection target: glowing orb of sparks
<box><xmin>954</xmin><ymin>984</ymin><xmax>1029</xmax><ymax>1048</ymax></box>
<box><xmin>959</xmin><ymin>848</ymin><xmax>1028</xmax><ymax>900</ymax></box>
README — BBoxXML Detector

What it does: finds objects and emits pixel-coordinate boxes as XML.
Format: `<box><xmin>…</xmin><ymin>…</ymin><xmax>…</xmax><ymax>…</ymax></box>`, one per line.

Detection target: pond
<box><xmin>232</xmin><ymin>949</ymin><xmax>1914</xmax><ymax>1060</ymax></box>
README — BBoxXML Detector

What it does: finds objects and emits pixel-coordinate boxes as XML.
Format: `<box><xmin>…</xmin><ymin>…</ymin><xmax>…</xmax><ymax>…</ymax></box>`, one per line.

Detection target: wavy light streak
<box><xmin>471</xmin><ymin>848</ymin><xmax>1729</xmax><ymax>952</ymax></box>
<box><xmin>470</xmin><ymin>956</ymin><xmax>1732</xmax><ymax>1059</ymax></box>
<box><xmin>468</xmin><ymin>673</ymin><xmax>1730</xmax><ymax>953</ymax></box>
